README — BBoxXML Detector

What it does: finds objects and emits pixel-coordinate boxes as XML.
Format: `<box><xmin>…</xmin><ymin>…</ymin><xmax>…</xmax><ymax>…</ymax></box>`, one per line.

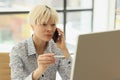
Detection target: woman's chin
<box><xmin>44</xmin><ymin>38</ymin><xmax>52</xmax><ymax>42</ymax></box>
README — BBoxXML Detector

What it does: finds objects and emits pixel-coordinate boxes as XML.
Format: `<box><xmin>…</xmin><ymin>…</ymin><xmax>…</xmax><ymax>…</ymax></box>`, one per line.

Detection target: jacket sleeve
<box><xmin>9</xmin><ymin>47</ymin><xmax>33</xmax><ymax>80</ymax></box>
<box><xmin>50</xmin><ymin>40</ymin><xmax>72</xmax><ymax>80</ymax></box>
<box><xmin>57</xmin><ymin>56</ymin><xmax>72</xmax><ymax>80</ymax></box>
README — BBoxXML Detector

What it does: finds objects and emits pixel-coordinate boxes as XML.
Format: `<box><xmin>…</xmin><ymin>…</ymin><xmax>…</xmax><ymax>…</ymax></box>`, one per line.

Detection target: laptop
<box><xmin>70</xmin><ymin>30</ymin><xmax>120</xmax><ymax>80</ymax></box>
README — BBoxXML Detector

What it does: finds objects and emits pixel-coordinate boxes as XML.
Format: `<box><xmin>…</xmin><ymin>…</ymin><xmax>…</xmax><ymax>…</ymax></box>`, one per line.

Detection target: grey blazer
<box><xmin>9</xmin><ymin>36</ymin><xmax>72</xmax><ymax>80</ymax></box>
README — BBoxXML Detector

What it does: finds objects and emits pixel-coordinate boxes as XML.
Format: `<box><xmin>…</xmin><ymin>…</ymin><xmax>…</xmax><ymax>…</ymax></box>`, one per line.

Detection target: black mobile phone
<box><xmin>53</xmin><ymin>29</ymin><xmax>59</xmax><ymax>43</ymax></box>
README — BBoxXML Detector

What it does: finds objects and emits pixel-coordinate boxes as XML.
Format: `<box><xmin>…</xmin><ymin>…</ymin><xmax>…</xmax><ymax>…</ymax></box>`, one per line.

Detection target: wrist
<box><xmin>32</xmin><ymin>68</ymin><xmax>42</xmax><ymax>80</ymax></box>
<box><xmin>62</xmin><ymin>48</ymin><xmax>70</xmax><ymax>59</ymax></box>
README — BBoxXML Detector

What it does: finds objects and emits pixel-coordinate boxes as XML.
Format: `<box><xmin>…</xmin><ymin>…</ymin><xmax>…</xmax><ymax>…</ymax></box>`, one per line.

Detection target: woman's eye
<box><xmin>42</xmin><ymin>24</ymin><xmax>47</xmax><ymax>26</ymax></box>
<box><xmin>51</xmin><ymin>24</ymin><xmax>56</xmax><ymax>26</ymax></box>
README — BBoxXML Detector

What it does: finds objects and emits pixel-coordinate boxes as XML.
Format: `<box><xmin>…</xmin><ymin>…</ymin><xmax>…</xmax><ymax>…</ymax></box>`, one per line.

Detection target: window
<box><xmin>115</xmin><ymin>0</ymin><xmax>120</xmax><ymax>29</ymax></box>
<box><xmin>0</xmin><ymin>13</ymin><xmax>30</xmax><ymax>51</ymax></box>
<box><xmin>0</xmin><ymin>0</ymin><xmax>94</xmax><ymax>53</ymax></box>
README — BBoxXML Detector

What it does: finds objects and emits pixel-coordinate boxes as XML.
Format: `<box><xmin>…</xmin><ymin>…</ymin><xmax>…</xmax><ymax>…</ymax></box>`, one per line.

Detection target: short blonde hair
<box><xmin>28</xmin><ymin>5</ymin><xmax>59</xmax><ymax>26</ymax></box>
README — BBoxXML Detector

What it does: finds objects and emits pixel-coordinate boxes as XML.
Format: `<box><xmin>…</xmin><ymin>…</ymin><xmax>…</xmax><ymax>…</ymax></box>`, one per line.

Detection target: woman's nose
<box><xmin>47</xmin><ymin>26</ymin><xmax>52</xmax><ymax>32</ymax></box>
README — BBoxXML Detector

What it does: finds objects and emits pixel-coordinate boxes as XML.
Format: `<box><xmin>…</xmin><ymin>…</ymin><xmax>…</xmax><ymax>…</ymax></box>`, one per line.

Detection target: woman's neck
<box><xmin>32</xmin><ymin>35</ymin><xmax>47</xmax><ymax>55</ymax></box>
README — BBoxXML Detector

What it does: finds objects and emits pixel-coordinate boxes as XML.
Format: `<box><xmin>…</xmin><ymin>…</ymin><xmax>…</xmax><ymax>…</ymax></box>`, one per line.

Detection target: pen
<box><xmin>54</xmin><ymin>55</ymin><xmax>65</xmax><ymax>58</ymax></box>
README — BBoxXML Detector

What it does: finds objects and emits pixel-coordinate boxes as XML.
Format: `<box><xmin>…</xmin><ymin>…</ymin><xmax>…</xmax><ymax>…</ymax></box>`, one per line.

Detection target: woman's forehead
<box><xmin>42</xmin><ymin>17</ymin><xmax>56</xmax><ymax>24</ymax></box>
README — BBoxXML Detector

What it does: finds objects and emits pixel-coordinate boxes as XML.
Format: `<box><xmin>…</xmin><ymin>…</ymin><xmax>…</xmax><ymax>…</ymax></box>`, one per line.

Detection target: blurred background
<box><xmin>0</xmin><ymin>0</ymin><xmax>119</xmax><ymax>54</ymax></box>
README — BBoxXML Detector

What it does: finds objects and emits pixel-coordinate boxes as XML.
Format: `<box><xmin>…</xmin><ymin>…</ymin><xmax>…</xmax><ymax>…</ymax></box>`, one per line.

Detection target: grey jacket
<box><xmin>9</xmin><ymin>36</ymin><xmax>72</xmax><ymax>80</ymax></box>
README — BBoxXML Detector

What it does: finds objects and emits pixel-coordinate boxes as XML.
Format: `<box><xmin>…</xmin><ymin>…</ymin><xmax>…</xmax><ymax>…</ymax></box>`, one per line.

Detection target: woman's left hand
<box><xmin>56</xmin><ymin>28</ymin><xmax>66</xmax><ymax>50</ymax></box>
<box><xmin>56</xmin><ymin>28</ymin><xmax>70</xmax><ymax>59</ymax></box>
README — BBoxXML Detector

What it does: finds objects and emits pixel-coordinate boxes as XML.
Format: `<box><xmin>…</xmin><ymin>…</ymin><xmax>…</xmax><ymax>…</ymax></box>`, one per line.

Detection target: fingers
<box><xmin>57</xmin><ymin>28</ymin><xmax>64</xmax><ymax>36</ymax></box>
<box><xmin>56</xmin><ymin>28</ymin><xmax>64</xmax><ymax>39</ymax></box>
<box><xmin>37</xmin><ymin>53</ymin><xmax>55</xmax><ymax>65</ymax></box>
<box><xmin>40</xmin><ymin>53</ymin><xmax>54</xmax><ymax>57</ymax></box>
<box><xmin>38</xmin><ymin>56</ymin><xmax>55</xmax><ymax>64</ymax></box>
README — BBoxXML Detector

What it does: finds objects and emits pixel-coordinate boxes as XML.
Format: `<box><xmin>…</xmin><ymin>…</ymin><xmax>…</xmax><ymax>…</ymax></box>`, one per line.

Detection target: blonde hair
<box><xmin>28</xmin><ymin>5</ymin><xmax>59</xmax><ymax>26</ymax></box>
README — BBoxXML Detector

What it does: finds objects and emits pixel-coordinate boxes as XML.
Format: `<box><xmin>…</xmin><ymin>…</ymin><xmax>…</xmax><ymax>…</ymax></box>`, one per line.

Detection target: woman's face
<box><xmin>32</xmin><ymin>19</ymin><xmax>56</xmax><ymax>42</ymax></box>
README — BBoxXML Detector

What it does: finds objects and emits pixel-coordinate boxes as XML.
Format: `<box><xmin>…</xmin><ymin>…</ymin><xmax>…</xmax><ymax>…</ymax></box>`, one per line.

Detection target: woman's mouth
<box><xmin>45</xmin><ymin>34</ymin><xmax>52</xmax><ymax>37</ymax></box>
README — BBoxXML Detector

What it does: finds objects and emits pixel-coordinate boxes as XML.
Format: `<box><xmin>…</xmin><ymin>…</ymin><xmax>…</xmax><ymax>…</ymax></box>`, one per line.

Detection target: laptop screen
<box><xmin>71</xmin><ymin>30</ymin><xmax>120</xmax><ymax>80</ymax></box>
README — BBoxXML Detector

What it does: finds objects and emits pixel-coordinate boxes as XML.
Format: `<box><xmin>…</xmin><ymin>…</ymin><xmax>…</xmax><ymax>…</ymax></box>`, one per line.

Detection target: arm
<box><xmin>57</xmin><ymin>56</ymin><xmax>72</xmax><ymax>80</ymax></box>
<box><xmin>9</xmin><ymin>48</ymin><xmax>33</xmax><ymax>80</ymax></box>
<box><xmin>51</xmin><ymin>43</ymin><xmax>72</xmax><ymax>80</ymax></box>
<box><xmin>55</xmin><ymin>28</ymin><xmax>70</xmax><ymax>59</ymax></box>
<box><xmin>53</xmin><ymin>28</ymin><xmax>72</xmax><ymax>79</ymax></box>
<box><xmin>32</xmin><ymin>53</ymin><xmax>55</xmax><ymax>80</ymax></box>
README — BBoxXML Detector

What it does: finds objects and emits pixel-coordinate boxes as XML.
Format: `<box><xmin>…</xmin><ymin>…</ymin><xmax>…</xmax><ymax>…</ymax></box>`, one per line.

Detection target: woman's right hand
<box><xmin>37</xmin><ymin>53</ymin><xmax>55</xmax><ymax>72</ymax></box>
<box><xmin>32</xmin><ymin>53</ymin><xmax>55</xmax><ymax>80</ymax></box>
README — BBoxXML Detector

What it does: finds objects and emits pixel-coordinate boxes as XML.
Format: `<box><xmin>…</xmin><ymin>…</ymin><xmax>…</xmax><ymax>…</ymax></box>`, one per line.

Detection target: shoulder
<box><xmin>13</xmin><ymin>39</ymin><xmax>28</xmax><ymax>50</ymax></box>
<box><xmin>10</xmin><ymin>39</ymin><xmax>28</xmax><ymax>56</ymax></box>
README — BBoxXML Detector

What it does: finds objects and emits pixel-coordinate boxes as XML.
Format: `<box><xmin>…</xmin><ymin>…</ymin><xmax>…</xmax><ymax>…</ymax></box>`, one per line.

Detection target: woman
<box><xmin>9</xmin><ymin>5</ymin><xmax>72</xmax><ymax>80</ymax></box>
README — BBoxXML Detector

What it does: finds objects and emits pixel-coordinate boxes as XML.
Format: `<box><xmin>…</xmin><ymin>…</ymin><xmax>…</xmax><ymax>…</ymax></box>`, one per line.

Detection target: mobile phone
<box><xmin>53</xmin><ymin>29</ymin><xmax>59</xmax><ymax>43</ymax></box>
